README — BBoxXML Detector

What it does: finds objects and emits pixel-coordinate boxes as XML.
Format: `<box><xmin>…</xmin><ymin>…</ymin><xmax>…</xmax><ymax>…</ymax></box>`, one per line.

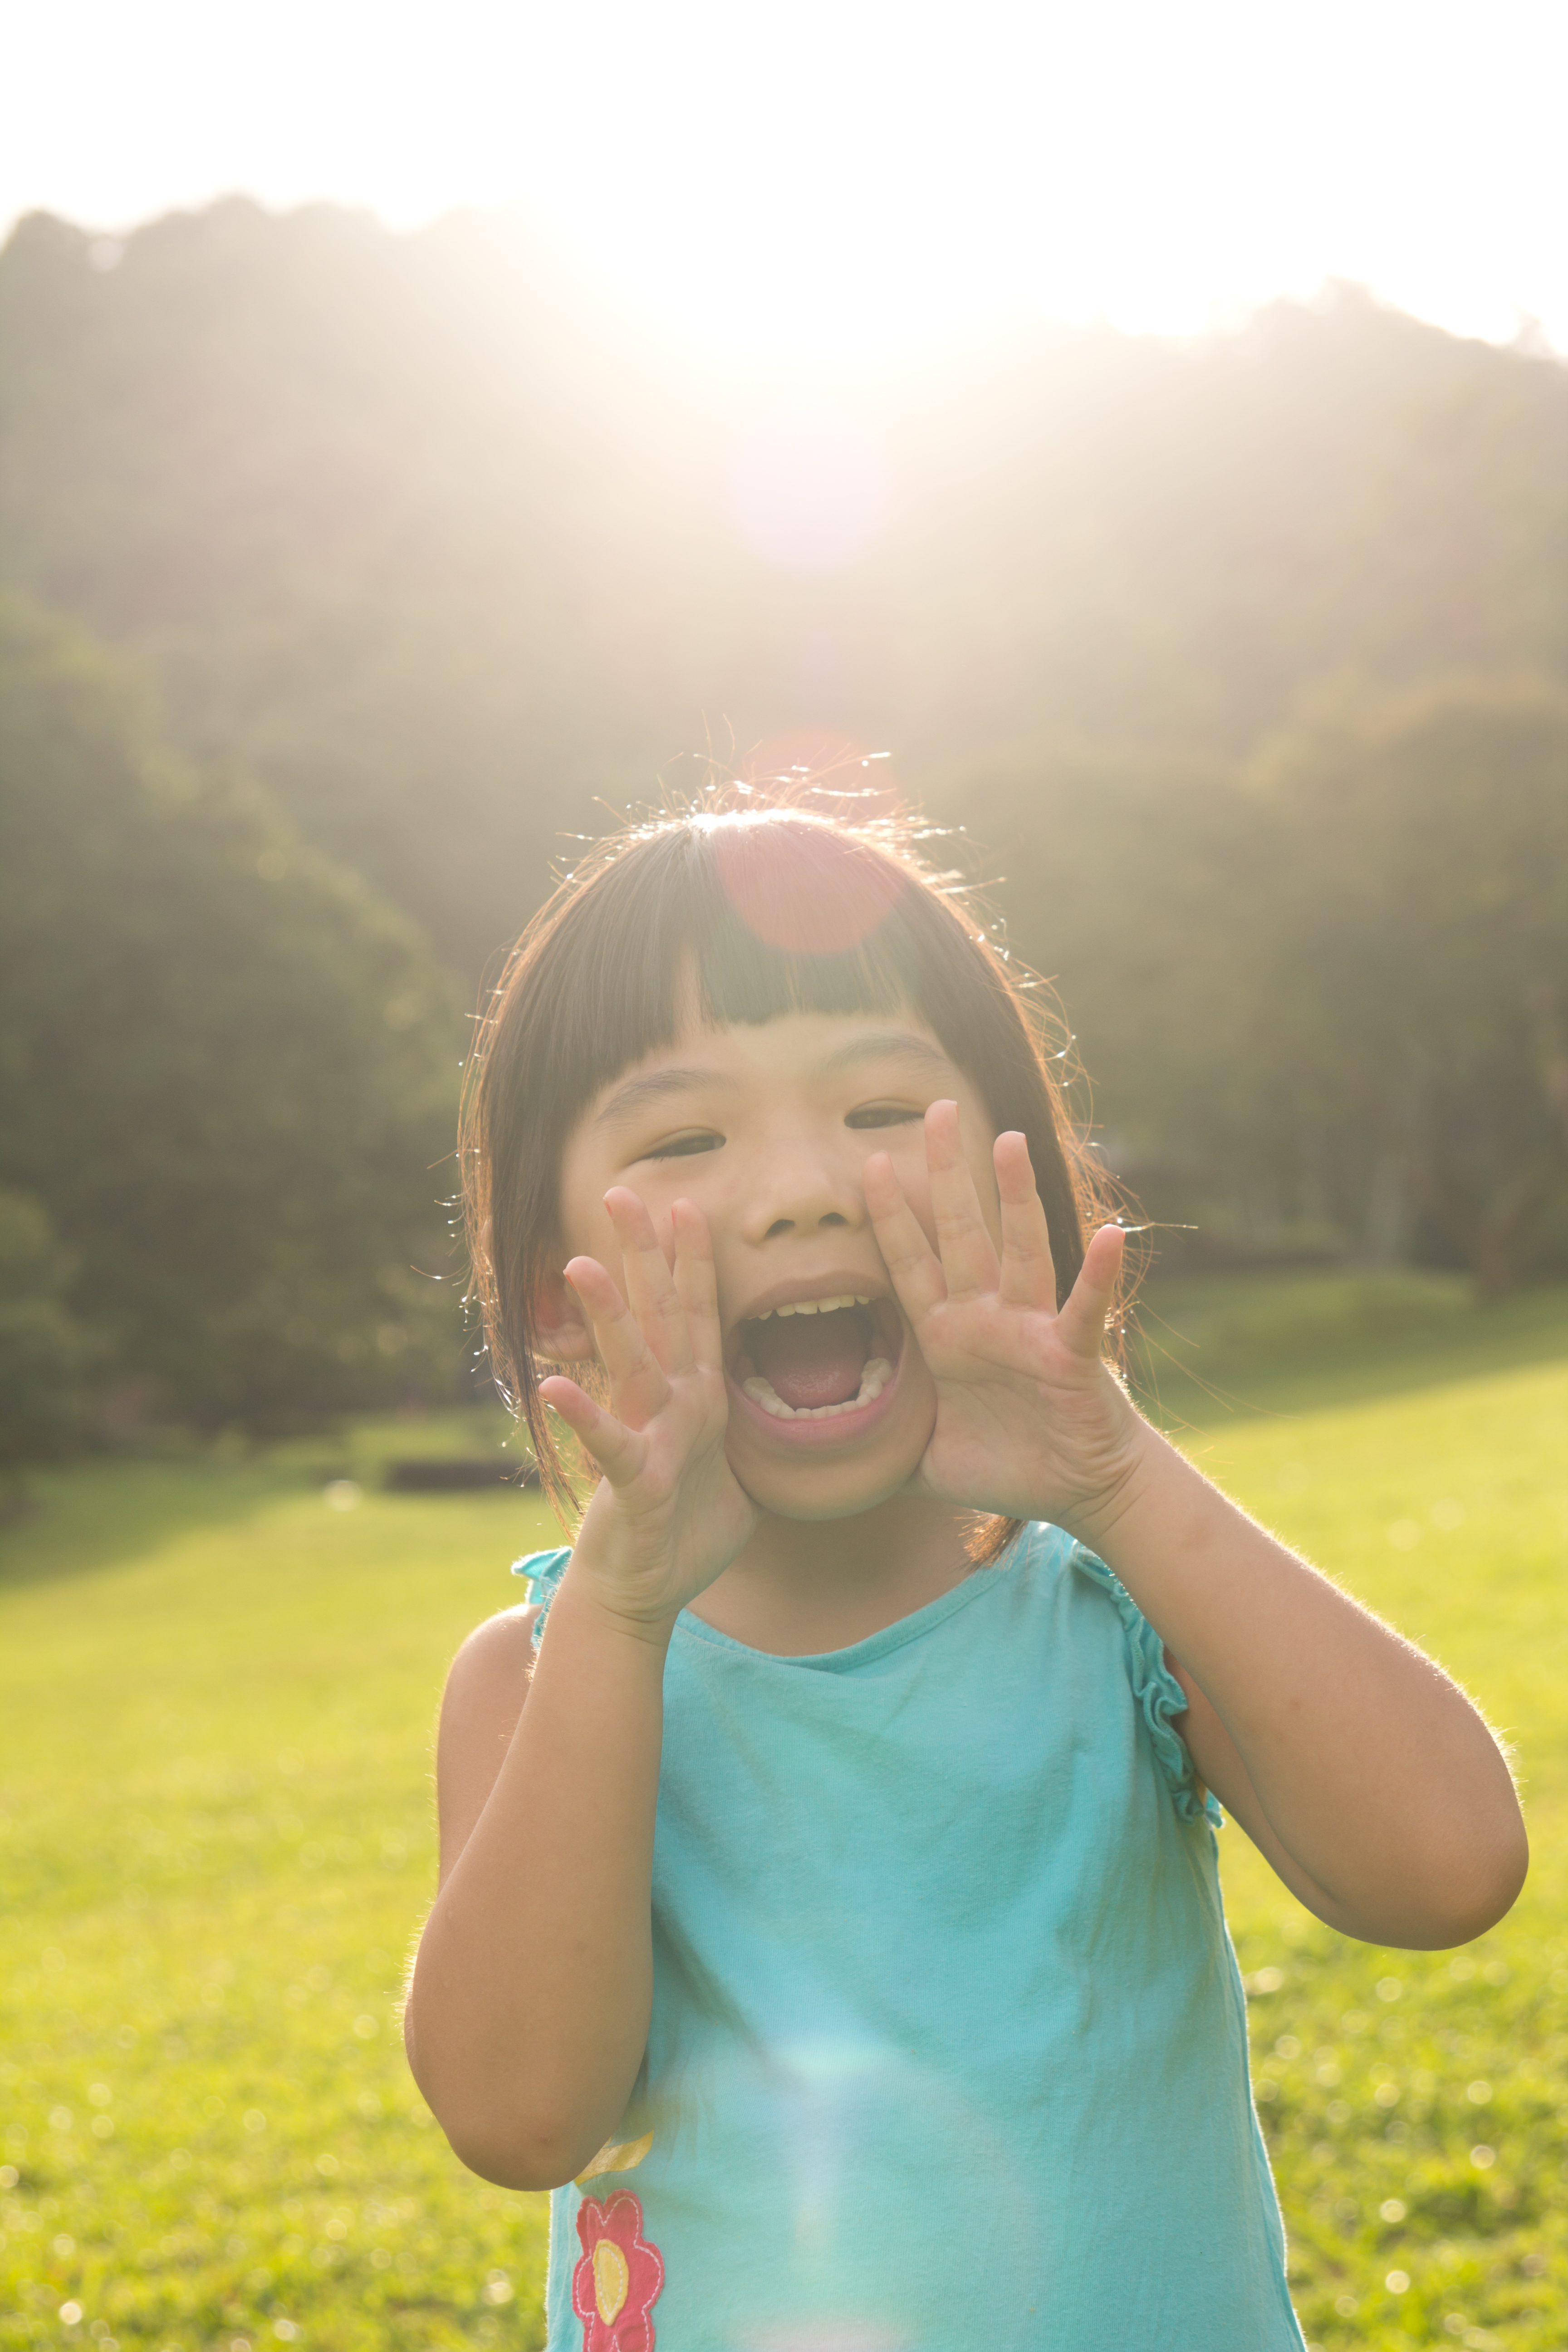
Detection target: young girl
<box><xmin>404</xmin><ymin>799</ymin><xmax>1527</xmax><ymax>2352</ymax></box>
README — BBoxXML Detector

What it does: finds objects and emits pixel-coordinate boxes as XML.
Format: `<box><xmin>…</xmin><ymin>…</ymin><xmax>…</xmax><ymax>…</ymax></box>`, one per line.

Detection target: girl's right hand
<box><xmin>536</xmin><ymin>1190</ymin><xmax>756</xmax><ymax>1635</ymax></box>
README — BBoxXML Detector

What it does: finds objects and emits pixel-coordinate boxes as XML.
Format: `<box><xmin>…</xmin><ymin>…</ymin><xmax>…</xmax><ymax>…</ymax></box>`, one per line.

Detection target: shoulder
<box><xmin>443</xmin><ymin>1602</ymin><xmax>540</xmax><ymax>1718</ymax></box>
<box><xmin>435</xmin><ymin>1604</ymin><xmax>540</xmax><ymax>1885</ymax></box>
<box><xmin>994</xmin><ymin>1521</ymin><xmax>1103</xmax><ymax>1619</ymax></box>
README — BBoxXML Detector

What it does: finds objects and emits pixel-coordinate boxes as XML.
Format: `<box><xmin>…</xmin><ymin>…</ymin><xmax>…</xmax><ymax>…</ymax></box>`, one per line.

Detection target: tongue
<box><xmin>748</xmin><ymin>1308</ymin><xmax>871</xmax><ymax>1410</ymax></box>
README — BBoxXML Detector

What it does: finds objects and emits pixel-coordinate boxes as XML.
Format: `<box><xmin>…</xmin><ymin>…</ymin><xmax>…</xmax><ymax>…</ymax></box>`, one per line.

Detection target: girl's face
<box><xmin>550</xmin><ymin>1002</ymin><xmax>1003</xmax><ymax>1520</ymax></box>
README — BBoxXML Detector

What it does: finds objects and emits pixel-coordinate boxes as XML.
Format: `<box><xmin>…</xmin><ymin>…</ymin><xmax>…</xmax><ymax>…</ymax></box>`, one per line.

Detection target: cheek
<box><xmin>556</xmin><ymin>1194</ymin><xmax>612</xmax><ymax>1274</ymax></box>
<box><xmin>571</xmin><ymin>1187</ymin><xmax>687</xmax><ymax>1298</ymax></box>
<box><xmin>554</xmin><ymin>1190</ymin><xmax>635</xmax><ymax>1312</ymax></box>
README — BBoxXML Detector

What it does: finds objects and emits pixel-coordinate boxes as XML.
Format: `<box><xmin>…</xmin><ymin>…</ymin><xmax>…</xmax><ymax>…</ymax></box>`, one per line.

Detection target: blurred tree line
<box><xmin>1</xmin><ymin>199</ymin><xmax>1565</xmax><ymax>1450</ymax></box>
<box><xmin>0</xmin><ymin>595</ymin><xmax>461</xmax><ymax>1455</ymax></box>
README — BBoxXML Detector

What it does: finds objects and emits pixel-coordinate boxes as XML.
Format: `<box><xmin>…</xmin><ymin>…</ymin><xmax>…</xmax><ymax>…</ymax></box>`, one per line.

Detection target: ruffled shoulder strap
<box><xmin>1068</xmin><ymin>1541</ymin><xmax>1223</xmax><ymax>1827</ymax></box>
<box><xmin>510</xmin><ymin>1546</ymin><xmax>571</xmax><ymax>1641</ymax></box>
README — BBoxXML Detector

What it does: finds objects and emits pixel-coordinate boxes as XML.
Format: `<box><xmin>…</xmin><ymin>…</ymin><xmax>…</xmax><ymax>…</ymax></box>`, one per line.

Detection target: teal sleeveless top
<box><xmin>513</xmin><ymin>1523</ymin><xmax>1304</xmax><ymax>2351</ymax></box>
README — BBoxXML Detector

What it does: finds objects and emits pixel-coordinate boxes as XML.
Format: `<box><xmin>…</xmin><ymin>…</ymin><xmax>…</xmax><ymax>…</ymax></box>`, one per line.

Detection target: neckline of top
<box><xmin>675</xmin><ymin>1528</ymin><xmax>1034</xmax><ymax>1672</ymax></box>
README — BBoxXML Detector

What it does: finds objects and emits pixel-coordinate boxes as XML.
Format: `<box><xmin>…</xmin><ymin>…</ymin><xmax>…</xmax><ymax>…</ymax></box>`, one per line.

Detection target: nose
<box><xmin>740</xmin><ymin>1135</ymin><xmax>866</xmax><ymax>1244</ymax></box>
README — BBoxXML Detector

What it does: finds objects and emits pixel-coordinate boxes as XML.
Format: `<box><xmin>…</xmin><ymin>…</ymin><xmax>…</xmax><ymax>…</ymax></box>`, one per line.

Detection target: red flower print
<box><xmin>572</xmin><ymin>2190</ymin><xmax>664</xmax><ymax>2352</ymax></box>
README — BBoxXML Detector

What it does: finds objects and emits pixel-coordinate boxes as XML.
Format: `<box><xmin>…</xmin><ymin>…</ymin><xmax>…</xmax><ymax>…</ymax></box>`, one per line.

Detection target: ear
<box><xmin>531</xmin><ymin>1265</ymin><xmax>597</xmax><ymax>1362</ymax></box>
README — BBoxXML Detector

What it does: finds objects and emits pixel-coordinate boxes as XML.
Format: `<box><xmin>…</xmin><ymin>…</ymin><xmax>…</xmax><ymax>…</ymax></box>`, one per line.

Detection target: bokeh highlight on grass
<box><xmin>2</xmin><ymin>1273</ymin><xmax>1565</xmax><ymax>2352</ymax></box>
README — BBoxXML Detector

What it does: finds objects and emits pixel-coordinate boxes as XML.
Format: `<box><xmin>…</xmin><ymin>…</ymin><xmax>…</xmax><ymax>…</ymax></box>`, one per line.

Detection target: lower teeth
<box><xmin>741</xmin><ymin>1358</ymin><xmax>893</xmax><ymax>1421</ymax></box>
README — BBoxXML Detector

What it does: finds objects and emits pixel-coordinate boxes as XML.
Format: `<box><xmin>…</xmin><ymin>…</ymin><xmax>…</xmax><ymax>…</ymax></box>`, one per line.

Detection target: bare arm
<box><xmin>403</xmin><ymin>1191</ymin><xmax>755</xmax><ymax>2189</ymax></box>
<box><xmin>405</xmin><ymin>1585</ymin><xmax>673</xmax><ymax>2190</ymax></box>
<box><xmin>866</xmin><ymin>1106</ymin><xmax>1529</xmax><ymax>1950</ymax></box>
<box><xmin>1097</xmin><ymin>1448</ymin><xmax>1528</xmax><ymax>1948</ymax></box>
<box><xmin>1098</xmin><ymin>1440</ymin><xmax>1528</xmax><ymax>1942</ymax></box>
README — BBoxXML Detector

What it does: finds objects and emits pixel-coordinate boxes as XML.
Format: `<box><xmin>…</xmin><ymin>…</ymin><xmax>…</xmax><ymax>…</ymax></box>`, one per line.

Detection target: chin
<box><xmin>741</xmin><ymin>1460</ymin><xmax>926</xmax><ymax>1524</ymax></box>
<box><xmin>728</xmin><ymin>1394</ymin><xmax>937</xmax><ymax>1524</ymax></box>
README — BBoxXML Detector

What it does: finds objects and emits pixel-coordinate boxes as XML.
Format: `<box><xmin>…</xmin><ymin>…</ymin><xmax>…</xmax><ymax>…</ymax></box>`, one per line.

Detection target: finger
<box><xmin>537</xmin><ymin>1373</ymin><xmax>648</xmax><ymax>1486</ymax></box>
<box><xmin>603</xmin><ymin>1186</ymin><xmax>695</xmax><ymax>1377</ymax></box>
<box><xmin>994</xmin><ymin>1131</ymin><xmax>1059</xmax><ymax>1312</ymax></box>
<box><xmin>862</xmin><ymin>1149</ymin><xmax>948</xmax><ymax>1323</ymax></box>
<box><xmin>561</xmin><ymin>1255</ymin><xmax>673</xmax><ymax>1426</ymax></box>
<box><xmin>670</xmin><ymin>1199</ymin><xmax>723</xmax><ymax>1370</ymax></box>
<box><xmin>1054</xmin><ymin>1222</ymin><xmax>1125</xmax><ymax>1361</ymax></box>
<box><xmin>924</xmin><ymin>1099</ymin><xmax>1001</xmax><ymax>1302</ymax></box>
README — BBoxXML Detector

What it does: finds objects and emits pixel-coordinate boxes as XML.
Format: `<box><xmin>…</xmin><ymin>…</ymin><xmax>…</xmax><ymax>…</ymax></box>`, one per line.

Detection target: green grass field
<box><xmin>2</xmin><ymin>1271</ymin><xmax>1565</xmax><ymax>2352</ymax></box>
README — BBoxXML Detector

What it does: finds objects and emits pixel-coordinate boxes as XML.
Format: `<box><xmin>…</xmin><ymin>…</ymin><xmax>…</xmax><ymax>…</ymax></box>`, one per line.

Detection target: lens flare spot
<box><xmin>711</xmin><ymin>813</ymin><xmax>906</xmax><ymax>956</ymax></box>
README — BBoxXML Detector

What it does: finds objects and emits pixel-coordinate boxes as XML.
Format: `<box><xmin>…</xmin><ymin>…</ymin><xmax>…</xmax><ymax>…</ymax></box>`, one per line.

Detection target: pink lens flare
<box><xmin>711</xmin><ymin>816</ymin><xmax>907</xmax><ymax>957</ymax></box>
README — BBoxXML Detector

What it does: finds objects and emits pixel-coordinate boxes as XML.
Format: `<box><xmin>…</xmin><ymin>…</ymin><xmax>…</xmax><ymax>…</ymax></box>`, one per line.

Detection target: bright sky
<box><xmin>8</xmin><ymin>0</ymin><xmax>1568</xmax><ymax>356</ymax></box>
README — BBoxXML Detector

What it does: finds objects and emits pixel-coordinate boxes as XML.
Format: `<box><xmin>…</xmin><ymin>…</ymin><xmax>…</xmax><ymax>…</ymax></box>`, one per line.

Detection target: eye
<box><xmin>641</xmin><ymin>1130</ymin><xmax>724</xmax><ymax>1160</ymax></box>
<box><xmin>845</xmin><ymin>1102</ymin><xmax>923</xmax><ymax>1130</ymax></box>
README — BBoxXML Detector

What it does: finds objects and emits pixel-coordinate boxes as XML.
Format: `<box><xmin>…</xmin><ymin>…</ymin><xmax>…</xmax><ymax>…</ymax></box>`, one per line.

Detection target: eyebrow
<box><xmin>592</xmin><ymin>1030</ymin><xmax>952</xmax><ymax>1130</ymax></box>
<box><xmin>813</xmin><ymin>1030</ymin><xmax>954</xmax><ymax>1081</ymax></box>
<box><xmin>593</xmin><ymin>1065</ymin><xmax>740</xmax><ymax>1128</ymax></box>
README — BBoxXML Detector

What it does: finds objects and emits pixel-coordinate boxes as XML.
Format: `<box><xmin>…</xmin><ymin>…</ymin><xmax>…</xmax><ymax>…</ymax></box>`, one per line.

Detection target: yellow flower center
<box><xmin>593</xmin><ymin>2237</ymin><xmax>630</xmax><ymax>2322</ymax></box>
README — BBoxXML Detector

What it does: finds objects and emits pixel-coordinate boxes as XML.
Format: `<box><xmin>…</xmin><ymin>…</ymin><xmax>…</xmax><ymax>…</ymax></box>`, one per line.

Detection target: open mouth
<box><xmin>730</xmin><ymin>1293</ymin><xmax>902</xmax><ymax>1424</ymax></box>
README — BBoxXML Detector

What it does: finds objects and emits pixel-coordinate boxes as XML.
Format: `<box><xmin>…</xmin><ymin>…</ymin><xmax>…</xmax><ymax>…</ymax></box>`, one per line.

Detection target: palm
<box><xmin>539</xmin><ymin>1195</ymin><xmax>757</xmax><ymax>1624</ymax></box>
<box><xmin>864</xmin><ymin>1107</ymin><xmax>1136</xmax><ymax>1532</ymax></box>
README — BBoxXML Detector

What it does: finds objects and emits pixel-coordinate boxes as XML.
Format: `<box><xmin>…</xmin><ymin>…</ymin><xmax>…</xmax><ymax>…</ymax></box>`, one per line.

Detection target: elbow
<box><xmin>442</xmin><ymin>2116</ymin><xmax>592</xmax><ymax>2194</ymax></box>
<box><xmin>1433</xmin><ymin>1813</ymin><xmax>1529</xmax><ymax>1947</ymax></box>
<box><xmin>1366</xmin><ymin>1808</ymin><xmax>1530</xmax><ymax>1952</ymax></box>
<box><xmin>406</xmin><ymin>2042</ymin><xmax>599</xmax><ymax>2190</ymax></box>
<box><xmin>404</xmin><ymin>2004</ymin><xmax>621</xmax><ymax>2190</ymax></box>
<box><xmin>1301</xmin><ymin>1790</ymin><xmax>1531</xmax><ymax>1951</ymax></box>
<box><xmin>402</xmin><ymin>2027</ymin><xmax>569</xmax><ymax>2190</ymax></box>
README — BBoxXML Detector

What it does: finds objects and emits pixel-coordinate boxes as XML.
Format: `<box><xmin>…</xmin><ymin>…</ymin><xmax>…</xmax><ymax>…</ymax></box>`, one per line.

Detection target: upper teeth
<box><xmin>755</xmin><ymin>1293</ymin><xmax>871</xmax><ymax>1319</ymax></box>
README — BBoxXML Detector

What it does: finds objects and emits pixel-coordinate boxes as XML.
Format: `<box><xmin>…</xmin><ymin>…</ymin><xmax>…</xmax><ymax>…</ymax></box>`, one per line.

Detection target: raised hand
<box><xmin>862</xmin><ymin>1103</ymin><xmax>1147</xmax><ymax>1535</ymax></box>
<box><xmin>537</xmin><ymin>1190</ymin><xmax>757</xmax><ymax>1631</ymax></box>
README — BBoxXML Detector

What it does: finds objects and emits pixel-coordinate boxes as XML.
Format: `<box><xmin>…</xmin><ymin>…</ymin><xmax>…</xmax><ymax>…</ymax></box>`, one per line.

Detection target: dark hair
<box><xmin>462</xmin><ymin>794</ymin><xmax>1116</xmax><ymax>1558</ymax></box>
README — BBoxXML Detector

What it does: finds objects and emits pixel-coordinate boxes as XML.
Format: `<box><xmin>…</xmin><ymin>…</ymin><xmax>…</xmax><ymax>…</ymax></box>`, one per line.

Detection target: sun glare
<box><xmin>5</xmin><ymin>0</ymin><xmax>1568</xmax><ymax>354</ymax></box>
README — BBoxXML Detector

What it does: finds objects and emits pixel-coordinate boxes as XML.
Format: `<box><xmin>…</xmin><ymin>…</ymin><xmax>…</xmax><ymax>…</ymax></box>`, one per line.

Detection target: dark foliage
<box><xmin>0</xmin><ymin>593</ymin><xmax>464</xmax><ymax>1432</ymax></box>
<box><xmin>0</xmin><ymin>1187</ymin><xmax>98</xmax><ymax>1471</ymax></box>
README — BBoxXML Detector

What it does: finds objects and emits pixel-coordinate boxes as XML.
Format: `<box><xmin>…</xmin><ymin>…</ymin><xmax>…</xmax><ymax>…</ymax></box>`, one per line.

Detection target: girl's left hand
<box><xmin>862</xmin><ymin>1103</ymin><xmax>1147</xmax><ymax>1534</ymax></box>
